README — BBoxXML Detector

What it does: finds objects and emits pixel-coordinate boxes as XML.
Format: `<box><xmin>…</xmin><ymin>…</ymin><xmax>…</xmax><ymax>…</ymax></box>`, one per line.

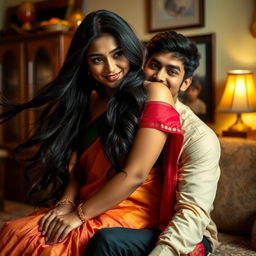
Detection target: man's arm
<box><xmin>149</xmin><ymin>127</ymin><xmax>221</xmax><ymax>256</ymax></box>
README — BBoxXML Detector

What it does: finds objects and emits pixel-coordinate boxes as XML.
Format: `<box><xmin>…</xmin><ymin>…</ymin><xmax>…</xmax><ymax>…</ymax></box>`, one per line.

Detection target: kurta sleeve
<box><xmin>148</xmin><ymin>102</ymin><xmax>220</xmax><ymax>256</ymax></box>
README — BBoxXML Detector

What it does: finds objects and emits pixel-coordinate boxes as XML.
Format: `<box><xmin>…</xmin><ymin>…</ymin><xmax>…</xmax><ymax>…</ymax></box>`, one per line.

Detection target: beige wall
<box><xmin>1</xmin><ymin>0</ymin><xmax>256</xmax><ymax>134</ymax></box>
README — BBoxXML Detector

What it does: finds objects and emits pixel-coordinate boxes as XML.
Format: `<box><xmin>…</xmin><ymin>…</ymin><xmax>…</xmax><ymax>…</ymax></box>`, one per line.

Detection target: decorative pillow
<box><xmin>211</xmin><ymin>138</ymin><xmax>256</xmax><ymax>236</ymax></box>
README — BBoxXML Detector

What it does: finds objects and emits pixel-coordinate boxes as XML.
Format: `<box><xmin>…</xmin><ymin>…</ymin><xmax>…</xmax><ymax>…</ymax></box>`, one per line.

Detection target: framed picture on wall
<box><xmin>148</xmin><ymin>0</ymin><xmax>204</xmax><ymax>32</ymax></box>
<box><xmin>179</xmin><ymin>33</ymin><xmax>215</xmax><ymax>123</ymax></box>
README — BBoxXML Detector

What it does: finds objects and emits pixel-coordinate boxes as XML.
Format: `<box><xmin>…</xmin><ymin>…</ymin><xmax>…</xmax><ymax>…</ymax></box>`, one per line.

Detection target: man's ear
<box><xmin>180</xmin><ymin>77</ymin><xmax>192</xmax><ymax>92</ymax></box>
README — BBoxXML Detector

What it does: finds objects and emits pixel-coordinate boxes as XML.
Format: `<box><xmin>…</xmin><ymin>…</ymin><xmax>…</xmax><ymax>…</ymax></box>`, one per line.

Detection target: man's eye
<box><xmin>91</xmin><ymin>57</ymin><xmax>103</xmax><ymax>64</ymax></box>
<box><xmin>167</xmin><ymin>69</ymin><xmax>178</xmax><ymax>76</ymax></box>
<box><xmin>149</xmin><ymin>63</ymin><xmax>159</xmax><ymax>70</ymax></box>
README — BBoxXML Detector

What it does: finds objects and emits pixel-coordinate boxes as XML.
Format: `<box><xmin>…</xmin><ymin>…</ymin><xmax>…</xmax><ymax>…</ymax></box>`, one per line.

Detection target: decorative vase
<box><xmin>68</xmin><ymin>9</ymin><xmax>84</xmax><ymax>30</ymax></box>
<box><xmin>17</xmin><ymin>0</ymin><xmax>36</xmax><ymax>31</ymax></box>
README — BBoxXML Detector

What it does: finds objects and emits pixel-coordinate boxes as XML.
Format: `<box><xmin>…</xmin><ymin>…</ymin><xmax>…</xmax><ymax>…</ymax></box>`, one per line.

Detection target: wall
<box><xmin>1</xmin><ymin>0</ymin><xmax>256</xmax><ymax>134</ymax></box>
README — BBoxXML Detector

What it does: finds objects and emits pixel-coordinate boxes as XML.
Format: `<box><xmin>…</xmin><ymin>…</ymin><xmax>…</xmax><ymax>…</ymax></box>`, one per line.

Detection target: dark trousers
<box><xmin>85</xmin><ymin>227</ymin><xmax>211</xmax><ymax>256</ymax></box>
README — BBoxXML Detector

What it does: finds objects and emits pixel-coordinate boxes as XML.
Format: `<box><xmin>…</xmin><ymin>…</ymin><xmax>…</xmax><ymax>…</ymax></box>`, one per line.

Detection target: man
<box><xmin>85</xmin><ymin>31</ymin><xmax>220</xmax><ymax>256</ymax></box>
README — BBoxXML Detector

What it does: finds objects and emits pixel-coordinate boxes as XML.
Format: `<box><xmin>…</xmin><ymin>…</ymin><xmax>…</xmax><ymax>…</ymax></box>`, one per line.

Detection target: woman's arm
<box><xmin>59</xmin><ymin>152</ymin><xmax>81</xmax><ymax>203</ymax></box>
<box><xmin>39</xmin><ymin>153</ymin><xmax>81</xmax><ymax>238</ymax></box>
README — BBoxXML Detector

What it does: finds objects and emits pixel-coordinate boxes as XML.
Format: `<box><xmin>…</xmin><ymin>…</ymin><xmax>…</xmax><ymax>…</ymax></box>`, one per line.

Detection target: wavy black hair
<box><xmin>0</xmin><ymin>10</ymin><xmax>146</xmax><ymax>204</ymax></box>
<box><xmin>146</xmin><ymin>31</ymin><xmax>200</xmax><ymax>79</ymax></box>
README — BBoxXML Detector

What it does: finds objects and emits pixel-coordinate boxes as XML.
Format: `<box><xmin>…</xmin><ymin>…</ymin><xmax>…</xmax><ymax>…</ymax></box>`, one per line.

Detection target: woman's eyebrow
<box><xmin>88</xmin><ymin>47</ymin><xmax>121</xmax><ymax>57</ymax></box>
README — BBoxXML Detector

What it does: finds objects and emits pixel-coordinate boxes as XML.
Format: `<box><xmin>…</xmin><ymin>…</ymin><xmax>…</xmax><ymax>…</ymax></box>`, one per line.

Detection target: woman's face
<box><xmin>86</xmin><ymin>33</ymin><xmax>130</xmax><ymax>95</ymax></box>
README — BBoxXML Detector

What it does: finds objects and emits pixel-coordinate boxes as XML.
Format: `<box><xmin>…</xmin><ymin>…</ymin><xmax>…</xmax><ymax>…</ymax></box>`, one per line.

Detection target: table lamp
<box><xmin>217</xmin><ymin>70</ymin><xmax>256</xmax><ymax>137</ymax></box>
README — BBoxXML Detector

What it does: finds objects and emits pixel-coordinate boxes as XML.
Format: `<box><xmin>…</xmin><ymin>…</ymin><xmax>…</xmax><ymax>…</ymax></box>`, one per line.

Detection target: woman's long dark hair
<box><xmin>0</xmin><ymin>10</ymin><xmax>146</xmax><ymax>204</ymax></box>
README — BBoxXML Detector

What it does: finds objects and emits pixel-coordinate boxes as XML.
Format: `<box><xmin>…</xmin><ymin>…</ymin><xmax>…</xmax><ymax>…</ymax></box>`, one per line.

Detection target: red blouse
<box><xmin>139</xmin><ymin>101</ymin><xmax>183</xmax><ymax>230</ymax></box>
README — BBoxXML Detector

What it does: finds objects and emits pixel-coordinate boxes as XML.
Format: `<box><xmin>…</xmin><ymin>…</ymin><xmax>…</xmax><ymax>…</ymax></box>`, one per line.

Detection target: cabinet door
<box><xmin>26</xmin><ymin>37</ymin><xmax>59</xmax><ymax>100</ymax></box>
<box><xmin>0</xmin><ymin>42</ymin><xmax>26</xmax><ymax>148</ymax></box>
<box><xmin>26</xmin><ymin>34</ymin><xmax>72</xmax><ymax>131</ymax></box>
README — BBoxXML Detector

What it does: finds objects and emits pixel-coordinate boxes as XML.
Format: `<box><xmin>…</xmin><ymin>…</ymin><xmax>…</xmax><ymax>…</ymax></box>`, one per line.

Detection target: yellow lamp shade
<box><xmin>218</xmin><ymin>70</ymin><xmax>256</xmax><ymax>113</ymax></box>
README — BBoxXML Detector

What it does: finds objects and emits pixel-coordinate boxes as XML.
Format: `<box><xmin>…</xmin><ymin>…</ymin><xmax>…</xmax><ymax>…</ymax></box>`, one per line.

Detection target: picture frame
<box><xmin>179</xmin><ymin>33</ymin><xmax>215</xmax><ymax>123</ymax></box>
<box><xmin>148</xmin><ymin>0</ymin><xmax>204</xmax><ymax>32</ymax></box>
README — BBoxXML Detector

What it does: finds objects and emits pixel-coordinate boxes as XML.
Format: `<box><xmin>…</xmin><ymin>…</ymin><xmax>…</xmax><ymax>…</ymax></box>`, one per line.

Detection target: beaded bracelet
<box><xmin>76</xmin><ymin>203</ymin><xmax>88</xmax><ymax>223</ymax></box>
<box><xmin>55</xmin><ymin>199</ymin><xmax>75</xmax><ymax>208</ymax></box>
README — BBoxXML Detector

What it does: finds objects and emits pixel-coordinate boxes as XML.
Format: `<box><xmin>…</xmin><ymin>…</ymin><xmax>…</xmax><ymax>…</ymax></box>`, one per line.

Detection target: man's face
<box><xmin>144</xmin><ymin>52</ymin><xmax>192</xmax><ymax>101</ymax></box>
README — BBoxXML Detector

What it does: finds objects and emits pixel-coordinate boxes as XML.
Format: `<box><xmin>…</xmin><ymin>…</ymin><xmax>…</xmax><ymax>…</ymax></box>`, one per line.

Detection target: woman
<box><xmin>0</xmin><ymin>10</ymin><xmax>183</xmax><ymax>255</ymax></box>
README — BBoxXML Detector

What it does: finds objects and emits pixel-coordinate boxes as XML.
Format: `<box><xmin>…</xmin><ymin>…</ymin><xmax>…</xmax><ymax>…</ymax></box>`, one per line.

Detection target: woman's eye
<box><xmin>114</xmin><ymin>50</ymin><xmax>124</xmax><ymax>58</ymax></box>
<box><xmin>91</xmin><ymin>57</ymin><xmax>103</xmax><ymax>64</ymax></box>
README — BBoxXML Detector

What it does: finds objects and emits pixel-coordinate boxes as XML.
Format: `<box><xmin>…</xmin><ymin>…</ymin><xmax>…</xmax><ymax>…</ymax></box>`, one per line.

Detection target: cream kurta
<box><xmin>149</xmin><ymin>100</ymin><xmax>221</xmax><ymax>256</ymax></box>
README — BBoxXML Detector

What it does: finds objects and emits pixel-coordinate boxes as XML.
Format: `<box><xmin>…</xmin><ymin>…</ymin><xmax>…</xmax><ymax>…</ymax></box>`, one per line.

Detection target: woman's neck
<box><xmin>88</xmin><ymin>90</ymin><xmax>109</xmax><ymax>122</ymax></box>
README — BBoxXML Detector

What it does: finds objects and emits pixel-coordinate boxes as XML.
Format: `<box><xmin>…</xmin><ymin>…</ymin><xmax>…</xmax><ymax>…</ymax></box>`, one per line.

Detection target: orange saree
<box><xmin>0</xmin><ymin>101</ymin><xmax>198</xmax><ymax>256</ymax></box>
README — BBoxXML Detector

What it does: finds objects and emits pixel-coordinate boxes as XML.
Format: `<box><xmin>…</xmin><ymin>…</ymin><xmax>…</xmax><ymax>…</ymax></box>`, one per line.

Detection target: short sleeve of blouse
<box><xmin>139</xmin><ymin>101</ymin><xmax>182</xmax><ymax>135</ymax></box>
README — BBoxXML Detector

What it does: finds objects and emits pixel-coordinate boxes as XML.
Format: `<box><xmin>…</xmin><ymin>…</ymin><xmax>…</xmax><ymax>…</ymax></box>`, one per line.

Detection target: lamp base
<box><xmin>228</xmin><ymin>113</ymin><xmax>252</xmax><ymax>132</ymax></box>
<box><xmin>222</xmin><ymin>130</ymin><xmax>256</xmax><ymax>139</ymax></box>
<box><xmin>222</xmin><ymin>113</ymin><xmax>256</xmax><ymax>138</ymax></box>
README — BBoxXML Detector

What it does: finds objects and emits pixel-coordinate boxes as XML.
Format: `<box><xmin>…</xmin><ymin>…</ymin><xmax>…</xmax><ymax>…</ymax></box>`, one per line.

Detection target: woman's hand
<box><xmin>40</xmin><ymin>210</ymin><xmax>83</xmax><ymax>245</ymax></box>
<box><xmin>39</xmin><ymin>204</ymin><xmax>74</xmax><ymax>237</ymax></box>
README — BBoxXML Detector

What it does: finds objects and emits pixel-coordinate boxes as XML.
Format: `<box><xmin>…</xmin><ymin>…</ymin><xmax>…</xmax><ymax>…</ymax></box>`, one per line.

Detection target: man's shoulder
<box><xmin>176</xmin><ymin>100</ymin><xmax>218</xmax><ymax>144</ymax></box>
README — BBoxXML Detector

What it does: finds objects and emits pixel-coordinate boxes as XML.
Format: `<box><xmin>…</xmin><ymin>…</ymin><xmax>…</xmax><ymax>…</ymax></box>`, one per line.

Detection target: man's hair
<box><xmin>146</xmin><ymin>31</ymin><xmax>200</xmax><ymax>79</ymax></box>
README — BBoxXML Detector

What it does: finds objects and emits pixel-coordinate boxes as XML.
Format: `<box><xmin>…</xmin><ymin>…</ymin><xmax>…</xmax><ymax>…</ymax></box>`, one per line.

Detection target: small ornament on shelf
<box><xmin>68</xmin><ymin>10</ymin><xmax>84</xmax><ymax>30</ymax></box>
<box><xmin>17</xmin><ymin>0</ymin><xmax>36</xmax><ymax>31</ymax></box>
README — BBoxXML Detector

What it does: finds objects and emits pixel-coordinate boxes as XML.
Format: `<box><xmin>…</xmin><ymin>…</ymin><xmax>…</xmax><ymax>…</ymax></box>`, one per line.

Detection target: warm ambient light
<box><xmin>218</xmin><ymin>70</ymin><xmax>256</xmax><ymax>135</ymax></box>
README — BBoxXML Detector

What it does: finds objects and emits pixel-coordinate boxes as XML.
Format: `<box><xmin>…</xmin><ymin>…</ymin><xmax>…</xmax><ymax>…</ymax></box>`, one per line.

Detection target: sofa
<box><xmin>211</xmin><ymin>137</ymin><xmax>256</xmax><ymax>255</ymax></box>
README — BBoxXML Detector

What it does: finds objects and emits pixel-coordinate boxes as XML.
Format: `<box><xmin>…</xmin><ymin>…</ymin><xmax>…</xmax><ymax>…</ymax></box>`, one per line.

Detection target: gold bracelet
<box><xmin>76</xmin><ymin>203</ymin><xmax>88</xmax><ymax>223</ymax></box>
<box><xmin>56</xmin><ymin>199</ymin><xmax>75</xmax><ymax>208</ymax></box>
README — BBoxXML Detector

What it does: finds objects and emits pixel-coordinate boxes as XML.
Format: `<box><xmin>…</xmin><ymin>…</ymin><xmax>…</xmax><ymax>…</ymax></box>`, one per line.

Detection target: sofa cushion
<box><xmin>252</xmin><ymin>218</ymin><xmax>256</xmax><ymax>250</ymax></box>
<box><xmin>211</xmin><ymin>138</ymin><xmax>256</xmax><ymax>236</ymax></box>
<box><xmin>212</xmin><ymin>233</ymin><xmax>256</xmax><ymax>256</ymax></box>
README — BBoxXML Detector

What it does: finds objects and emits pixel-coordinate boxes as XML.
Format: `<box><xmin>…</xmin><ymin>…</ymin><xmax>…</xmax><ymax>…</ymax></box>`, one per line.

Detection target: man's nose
<box><xmin>154</xmin><ymin>69</ymin><xmax>165</xmax><ymax>83</ymax></box>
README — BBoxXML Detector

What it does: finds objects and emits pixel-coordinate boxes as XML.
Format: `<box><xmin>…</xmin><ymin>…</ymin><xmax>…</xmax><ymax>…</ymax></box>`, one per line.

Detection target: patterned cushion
<box><xmin>211</xmin><ymin>138</ymin><xmax>256</xmax><ymax>236</ymax></box>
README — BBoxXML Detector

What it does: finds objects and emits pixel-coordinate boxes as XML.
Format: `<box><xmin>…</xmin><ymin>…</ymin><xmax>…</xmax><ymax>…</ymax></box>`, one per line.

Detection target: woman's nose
<box><xmin>105</xmin><ymin>58</ymin><xmax>115</xmax><ymax>73</ymax></box>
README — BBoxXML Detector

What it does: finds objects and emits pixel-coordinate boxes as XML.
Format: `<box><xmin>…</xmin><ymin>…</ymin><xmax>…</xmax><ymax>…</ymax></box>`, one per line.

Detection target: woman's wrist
<box><xmin>55</xmin><ymin>199</ymin><xmax>75</xmax><ymax>208</ymax></box>
<box><xmin>76</xmin><ymin>203</ymin><xmax>89</xmax><ymax>223</ymax></box>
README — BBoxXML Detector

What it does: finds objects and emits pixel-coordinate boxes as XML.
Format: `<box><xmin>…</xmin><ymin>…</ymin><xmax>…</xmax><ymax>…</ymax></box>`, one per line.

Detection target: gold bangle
<box><xmin>56</xmin><ymin>199</ymin><xmax>75</xmax><ymax>208</ymax></box>
<box><xmin>76</xmin><ymin>203</ymin><xmax>88</xmax><ymax>223</ymax></box>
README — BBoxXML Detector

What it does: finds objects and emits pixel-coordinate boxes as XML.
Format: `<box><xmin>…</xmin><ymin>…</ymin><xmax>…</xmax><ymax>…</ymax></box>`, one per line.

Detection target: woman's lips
<box><xmin>105</xmin><ymin>71</ymin><xmax>122</xmax><ymax>81</ymax></box>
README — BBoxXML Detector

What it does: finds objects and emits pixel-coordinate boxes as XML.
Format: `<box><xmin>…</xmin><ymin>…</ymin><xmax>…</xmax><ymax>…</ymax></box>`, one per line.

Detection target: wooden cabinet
<box><xmin>0</xmin><ymin>42</ymin><xmax>25</xmax><ymax>148</ymax></box>
<box><xmin>0</xmin><ymin>31</ymin><xmax>73</xmax><ymax>202</ymax></box>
